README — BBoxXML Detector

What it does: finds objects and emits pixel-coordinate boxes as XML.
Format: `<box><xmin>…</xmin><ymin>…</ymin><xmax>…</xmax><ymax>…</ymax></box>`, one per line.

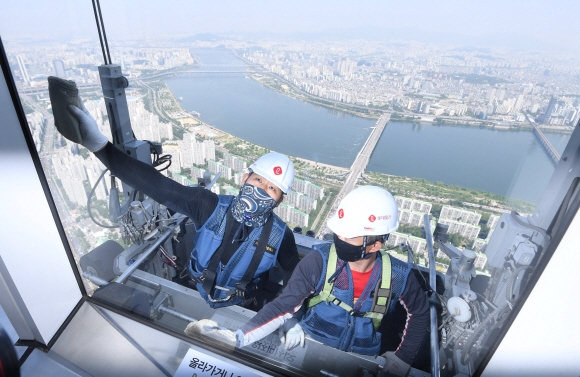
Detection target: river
<box><xmin>164</xmin><ymin>48</ymin><xmax>570</xmax><ymax>204</ymax></box>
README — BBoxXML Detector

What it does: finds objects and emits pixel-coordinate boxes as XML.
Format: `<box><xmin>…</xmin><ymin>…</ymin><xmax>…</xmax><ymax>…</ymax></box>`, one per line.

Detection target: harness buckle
<box><xmin>349</xmin><ymin>310</ymin><xmax>366</xmax><ymax>317</ymax></box>
<box><xmin>207</xmin><ymin>285</ymin><xmax>235</xmax><ymax>303</ymax></box>
<box><xmin>331</xmin><ymin>298</ymin><xmax>342</xmax><ymax>306</ymax></box>
<box><xmin>235</xmin><ymin>280</ymin><xmax>256</xmax><ymax>300</ymax></box>
<box><xmin>189</xmin><ymin>264</ymin><xmax>206</xmax><ymax>284</ymax></box>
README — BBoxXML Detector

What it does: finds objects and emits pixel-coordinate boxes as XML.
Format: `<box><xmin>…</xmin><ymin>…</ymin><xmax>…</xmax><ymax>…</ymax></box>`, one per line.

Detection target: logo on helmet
<box><xmin>273</xmin><ymin>166</ymin><xmax>282</xmax><ymax>175</ymax></box>
<box><xmin>338</xmin><ymin>209</ymin><xmax>344</xmax><ymax>219</ymax></box>
<box><xmin>364</xmin><ymin>227</ymin><xmax>374</xmax><ymax>231</ymax></box>
<box><xmin>368</xmin><ymin>215</ymin><xmax>376</xmax><ymax>222</ymax></box>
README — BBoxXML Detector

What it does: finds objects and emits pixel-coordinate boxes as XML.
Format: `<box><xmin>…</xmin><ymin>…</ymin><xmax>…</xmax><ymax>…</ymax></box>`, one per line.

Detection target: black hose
<box><xmin>87</xmin><ymin>168</ymin><xmax>119</xmax><ymax>228</ymax></box>
<box><xmin>510</xmin><ymin>211</ymin><xmax>549</xmax><ymax>246</ymax></box>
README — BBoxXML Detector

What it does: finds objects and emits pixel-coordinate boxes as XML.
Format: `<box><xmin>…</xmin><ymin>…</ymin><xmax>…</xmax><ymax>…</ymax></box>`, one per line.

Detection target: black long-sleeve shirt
<box><xmin>94</xmin><ymin>142</ymin><xmax>299</xmax><ymax>271</ymax></box>
<box><xmin>237</xmin><ymin>251</ymin><xmax>429</xmax><ymax>365</ymax></box>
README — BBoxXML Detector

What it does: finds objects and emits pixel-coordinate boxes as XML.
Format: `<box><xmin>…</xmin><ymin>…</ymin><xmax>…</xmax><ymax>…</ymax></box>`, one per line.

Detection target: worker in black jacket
<box><xmin>65</xmin><ymin>97</ymin><xmax>300</xmax><ymax>308</ymax></box>
<box><xmin>236</xmin><ymin>186</ymin><xmax>429</xmax><ymax>376</ymax></box>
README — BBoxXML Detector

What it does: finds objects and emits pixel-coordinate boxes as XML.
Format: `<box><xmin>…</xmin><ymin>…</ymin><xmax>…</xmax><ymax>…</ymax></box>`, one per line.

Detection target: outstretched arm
<box><xmin>236</xmin><ymin>251</ymin><xmax>323</xmax><ymax>347</ymax></box>
<box><xmin>67</xmin><ymin>100</ymin><xmax>218</xmax><ymax>226</ymax></box>
<box><xmin>391</xmin><ymin>271</ymin><xmax>430</xmax><ymax>366</ymax></box>
<box><xmin>94</xmin><ymin>142</ymin><xmax>217</xmax><ymax>226</ymax></box>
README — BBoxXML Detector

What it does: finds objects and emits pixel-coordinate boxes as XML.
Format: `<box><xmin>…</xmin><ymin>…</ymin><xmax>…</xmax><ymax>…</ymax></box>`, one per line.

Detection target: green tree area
<box><xmin>223</xmin><ymin>139</ymin><xmax>270</xmax><ymax>160</ymax></box>
<box><xmin>307</xmin><ymin>186</ymin><xmax>339</xmax><ymax>231</ymax></box>
<box><xmin>365</xmin><ymin>172</ymin><xmax>536</xmax><ymax>214</ymax></box>
<box><xmin>431</xmin><ymin>203</ymin><xmax>442</xmax><ymax>218</ymax></box>
<box><xmin>478</xmin><ymin>224</ymin><xmax>491</xmax><ymax>239</ymax></box>
<box><xmin>390</xmin><ymin>113</ymin><xmax>417</xmax><ymax>121</ymax></box>
<box><xmin>172</xmin><ymin>125</ymin><xmax>186</xmax><ymax>140</ymax></box>
<box><xmin>74</xmin><ymin>228</ymin><xmax>90</xmax><ymax>252</ymax></box>
<box><xmin>369</xmin><ymin>103</ymin><xmax>390</xmax><ymax>111</ymax></box>
<box><xmin>22</xmin><ymin>101</ymin><xmax>35</xmax><ymax>114</ymax></box>
<box><xmin>448</xmin><ymin>233</ymin><xmax>472</xmax><ymax>248</ymax></box>
<box><xmin>90</xmin><ymin>199</ymin><xmax>116</xmax><ymax>227</ymax></box>
<box><xmin>397</xmin><ymin>224</ymin><xmax>424</xmax><ymax>238</ymax></box>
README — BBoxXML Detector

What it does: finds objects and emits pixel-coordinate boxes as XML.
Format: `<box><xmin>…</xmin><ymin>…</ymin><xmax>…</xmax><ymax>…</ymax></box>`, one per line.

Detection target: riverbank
<box><xmin>162</xmin><ymin>81</ymin><xmax>535</xmax><ymax>221</ymax></box>
<box><xmin>161</xmin><ymin>81</ymin><xmax>351</xmax><ymax>181</ymax></box>
<box><xmin>364</xmin><ymin>172</ymin><xmax>536</xmax><ymax>215</ymax></box>
<box><xmin>250</xmin><ymin>73</ymin><xmax>381</xmax><ymax>119</ymax></box>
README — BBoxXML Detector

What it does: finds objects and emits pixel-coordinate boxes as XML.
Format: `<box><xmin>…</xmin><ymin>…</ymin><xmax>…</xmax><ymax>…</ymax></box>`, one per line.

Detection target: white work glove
<box><xmin>67</xmin><ymin>97</ymin><xmax>108</xmax><ymax>152</ymax></box>
<box><xmin>184</xmin><ymin>319</ymin><xmax>237</xmax><ymax>350</ymax></box>
<box><xmin>278</xmin><ymin>318</ymin><xmax>305</xmax><ymax>350</ymax></box>
<box><xmin>378</xmin><ymin>352</ymin><xmax>411</xmax><ymax>377</ymax></box>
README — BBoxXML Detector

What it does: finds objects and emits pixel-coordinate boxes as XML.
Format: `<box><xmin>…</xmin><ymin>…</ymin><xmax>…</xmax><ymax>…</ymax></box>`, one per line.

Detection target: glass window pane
<box><xmin>2</xmin><ymin>2</ymin><xmax>578</xmax><ymax>376</ymax></box>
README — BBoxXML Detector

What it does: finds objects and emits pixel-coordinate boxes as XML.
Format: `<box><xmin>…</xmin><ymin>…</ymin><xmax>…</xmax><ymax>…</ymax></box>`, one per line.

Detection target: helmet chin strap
<box><xmin>360</xmin><ymin>236</ymin><xmax>370</xmax><ymax>259</ymax></box>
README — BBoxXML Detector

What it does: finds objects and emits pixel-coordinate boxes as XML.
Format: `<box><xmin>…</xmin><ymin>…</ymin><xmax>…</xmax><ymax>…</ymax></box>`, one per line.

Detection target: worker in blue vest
<box><xmin>235</xmin><ymin>186</ymin><xmax>430</xmax><ymax>376</ymax></box>
<box><xmin>65</xmin><ymin>97</ymin><xmax>300</xmax><ymax>308</ymax></box>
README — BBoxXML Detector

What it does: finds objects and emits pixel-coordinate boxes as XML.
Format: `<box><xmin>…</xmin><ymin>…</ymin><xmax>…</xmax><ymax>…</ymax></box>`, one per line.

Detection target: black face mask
<box><xmin>333</xmin><ymin>234</ymin><xmax>366</xmax><ymax>262</ymax></box>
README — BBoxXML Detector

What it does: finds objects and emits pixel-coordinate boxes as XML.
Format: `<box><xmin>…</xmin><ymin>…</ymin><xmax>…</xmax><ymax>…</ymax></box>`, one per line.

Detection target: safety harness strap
<box><xmin>308</xmin><ymin>248</ymin><xmax>392</xmax><ymax>330</ymax></box>
<box><xmin>202</xmin><ymin>215</ymin><xmax>274</xmax><ymax>301</ymax></box>
<box><xmin>236</xmin><ymin>217</ymin><xmax>274</xmax><ymax>296</ymax></box>
<box><xmin>308</xmin><ymin>244</ymin><xmax>339</xmax><ymax>307</ymax></box>
<box><xmin>202</xmin><ymin>213</ymin><xmax>237</xmax><ymax>295</ymax></box>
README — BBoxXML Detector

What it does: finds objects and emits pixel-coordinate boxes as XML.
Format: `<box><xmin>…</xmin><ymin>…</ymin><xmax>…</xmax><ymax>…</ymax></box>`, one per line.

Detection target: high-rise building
<box><xmin>438</xmin><ymin>219</ymin><xmax>481</xmax><ymax>241</ymax></box>
<box><xmin>171</xmin><ymin>173</ymin><xmax>195</xmax><ymax>187</ymax></box>
<box><xmin>385</xmin><ymin>232</ymin><xmax>427</xmax><ymax>256</ymax></box>
<box><xmin>474</xmin><ymin>251</ymin><xmax>487</xmax><ymax>269</ymax></box>
<box><xmin>398</xmin><ymin>209</ymin><xmax>426</xmax><ymax>227</ymax></box>
<box><xmin>487</xmin><ymin>215</ymin><xmax>500</xmax><ymax>230</ymax></box>
<box><xmin>223</xmin><ymin>153</ymin><xmax>247</xmax><ymax>172</ymax></box>
<box><xmin>61</xmin><ymin>176</ymin><xmax>87</xmax><ymax>207</ymax></box>
<box><xmin>192</xmin><ymin>142</ymin><xmax>205</xmax><ymax>165</ymax></box>
<box><xmin>291</xmin><ymin>178</ymin><xmax>324</xmax><ymax>200</ymax></box>
<box><xmin>395</xmin><ymin>196</ymin><xmax>432</xmax><ymax>214</ymax></box>
<box><xmin>287</xmin><ymin>191</ymin><xmax>317</xmax><ymax>213</ymax></box>
<box><xmin>440</xmin><ymin>206</ymin><xmax>481</xmax><ymax>226</ymax></box>
<box><xmin>234</xmin><ymin>171</ymin><xmax>245</xmax><ymax>185</ymax></box>
<box><xmin>53</xmin><ymin>59</ymin><xmax>65</xmax><ymax>78</ymax></box>
<box><xmin>541</xmin><ymin>96</ymin><xmax>558</xmax><ymax>124</ymax></box>
<box><xmin>191</xmin><ymin>166</ymin><xmax>206</xmax><ymax>179</ymax></box>
<box><xmin>16</xmin><ymin>55</ymin><xmax>30</xmax><ymax>85</ymax></box>
<box><xmin>274</xmin><ymin>203</ymin><xmax>309</xmax><ymax>227</ymax></box>
<box><xmin>208</xmin><ymin>160</ymin><xmax>232</xmax><ymax>180</ymax></box>
<box><xmin>85</xmin><ymin>160</ymin><xmax>108</xmax><ymax>201</ymax></box>
<box><xmin>203</xmin><ymin>140</ymin><xmax>215</xmax><ymax>161</ymax></box>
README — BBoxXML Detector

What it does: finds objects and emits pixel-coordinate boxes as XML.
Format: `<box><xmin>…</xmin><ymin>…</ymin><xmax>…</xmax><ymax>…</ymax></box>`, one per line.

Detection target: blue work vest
<box><xmin>301</xmin><ymin>243</ymin><xmax>411</xmax><ymax>355</ymax></box>
<box><xmin>188</xmin><ymin>195</ymin><xmax>286</xmax><ymax>308</ymax></box>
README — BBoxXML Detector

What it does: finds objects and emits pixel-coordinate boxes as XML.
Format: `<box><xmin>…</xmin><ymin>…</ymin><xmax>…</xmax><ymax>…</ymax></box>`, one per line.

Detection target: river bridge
<box><xmin>314</xmin><ymin>113</ymin><xmax>391</xmax><ymax>236</ymax></box>
<box><xmin>524</xmin><ymin>113</ymin><xmax>561</xmax><ymax>164</ymax></box>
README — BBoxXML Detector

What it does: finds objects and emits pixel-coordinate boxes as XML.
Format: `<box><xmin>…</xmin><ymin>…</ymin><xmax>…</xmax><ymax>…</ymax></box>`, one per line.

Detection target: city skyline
<box><xmin>2</xmin><ymin>1</ymin><xmax>580</xmax><ymax>54</ymax></box>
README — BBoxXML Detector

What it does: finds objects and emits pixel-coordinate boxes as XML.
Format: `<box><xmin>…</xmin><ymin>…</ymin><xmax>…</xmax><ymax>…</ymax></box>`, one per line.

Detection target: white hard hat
<box><xmin>249</xmin><ymin>152</ymin><xmax>295</xmax><ymax>193</ymax></box>
<box><xmin>327</xmin><ymin>186</ymin><xmax>399</xmax><ymax>238</ymax></box>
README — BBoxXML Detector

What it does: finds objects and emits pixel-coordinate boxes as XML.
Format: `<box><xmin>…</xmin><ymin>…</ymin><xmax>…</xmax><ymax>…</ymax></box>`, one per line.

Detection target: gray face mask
<box><xmin>231</xmin><ymin>183</ymin><xmax>276</xmax><ymax>228</ymax></box>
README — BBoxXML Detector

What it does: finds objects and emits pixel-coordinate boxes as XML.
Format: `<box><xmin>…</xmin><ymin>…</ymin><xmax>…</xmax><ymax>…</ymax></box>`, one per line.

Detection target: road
<box><xmin>315</xmin><ymin>113</ymin><xmax>391</xmax><ymax>237</ymax></box>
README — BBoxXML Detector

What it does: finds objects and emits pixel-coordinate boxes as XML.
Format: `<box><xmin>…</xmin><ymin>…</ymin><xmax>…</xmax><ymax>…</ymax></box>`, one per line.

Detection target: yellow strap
<box><xmin>308</xmin><ymin>247</ymin><xmax>392</xmax><ymax>331</ymax></box>
<box><xmin>376</xmin><ymin>250</ymin><xmax>392</xmax><ymax>307</ymax></box>
<box><xmin>308</xmin><ymin>244</ymin><xmax>338</xmax><ymax>308</ymax></box>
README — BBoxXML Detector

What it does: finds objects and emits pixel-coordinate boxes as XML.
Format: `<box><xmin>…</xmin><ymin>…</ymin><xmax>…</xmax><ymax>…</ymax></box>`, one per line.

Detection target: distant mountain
<box><xmin>237</xmin><ymin>26</ymin><xmax>548</xmax><ymax>52</ymax></box>
<box><xmin>178</xmin><ymin>33</ymin><xmax>223</xmax><ymax>42</ymax></box>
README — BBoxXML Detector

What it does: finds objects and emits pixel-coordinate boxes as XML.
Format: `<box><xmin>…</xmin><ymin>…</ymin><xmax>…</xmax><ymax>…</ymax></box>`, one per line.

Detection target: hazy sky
<box><xmin>2</xmin><ymin>0</ymin><xmax>579</xmax><ymax>52</ymax></box>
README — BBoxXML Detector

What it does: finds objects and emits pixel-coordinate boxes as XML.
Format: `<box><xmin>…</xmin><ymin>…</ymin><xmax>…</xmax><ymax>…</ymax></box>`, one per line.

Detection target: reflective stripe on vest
<box><xmin>308</xmin><ymin>244</ymin><xmax>392</xmax><ymax>330</ymax></box>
